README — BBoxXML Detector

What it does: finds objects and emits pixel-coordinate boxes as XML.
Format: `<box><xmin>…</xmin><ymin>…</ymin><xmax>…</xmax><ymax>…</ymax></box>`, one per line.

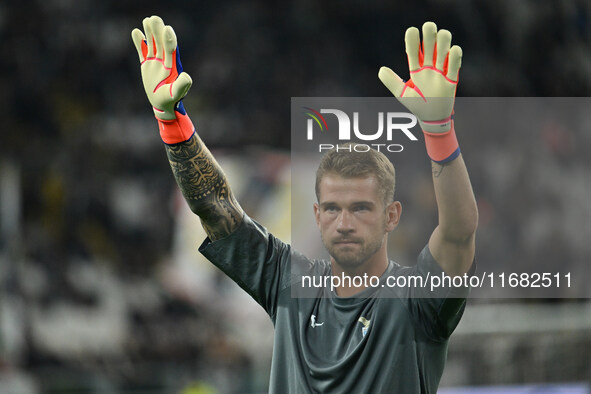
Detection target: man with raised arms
<box><xmin>132</xmin><ymin>15</ymin><xmax>477</xmax><ymax>393</ymax></box>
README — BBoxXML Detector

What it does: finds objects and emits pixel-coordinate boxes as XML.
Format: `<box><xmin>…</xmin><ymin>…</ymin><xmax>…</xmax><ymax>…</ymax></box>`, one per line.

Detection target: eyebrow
<box><xmin>319</xmin><ymin>201</ymin><xmax>376</xmax><ymax>209</ymax></box>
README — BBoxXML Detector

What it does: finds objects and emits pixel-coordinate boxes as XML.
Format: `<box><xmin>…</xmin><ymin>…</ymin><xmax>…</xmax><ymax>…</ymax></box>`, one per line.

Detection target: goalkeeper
<box><xmin>132</xmin><ymin>16</ymin><xmax>477</xmax><ymax>393</ymax></box>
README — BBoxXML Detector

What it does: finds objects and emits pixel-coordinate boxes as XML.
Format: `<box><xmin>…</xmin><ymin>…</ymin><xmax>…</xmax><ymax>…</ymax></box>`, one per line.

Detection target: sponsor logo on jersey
<box><xmin>310</xmin><ymin>314</ymin><xmax>324</xmax><ymax>328</ymax></box>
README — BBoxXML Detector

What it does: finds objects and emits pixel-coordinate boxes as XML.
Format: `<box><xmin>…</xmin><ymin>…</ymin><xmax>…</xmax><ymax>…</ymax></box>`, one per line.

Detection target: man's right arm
<box><xmin>164</xmin><ymin>133</ymin><xmax>243</xmax><ymax>240</ymax></box>
<box><xmin>132</xmin><ymin>15</ymin><xmax>243</xmax><ymax>240</ymax></box>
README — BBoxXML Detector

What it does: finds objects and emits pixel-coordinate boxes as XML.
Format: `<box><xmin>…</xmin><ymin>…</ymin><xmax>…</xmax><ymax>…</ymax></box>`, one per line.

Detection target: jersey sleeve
<box><xmin>405</xmin><ymin>244</ymin><xmax>475</xmax><ymax>341</ymax></box>
<box><xmin>198</xmin><ymin>214</ymin><xmax>291</xmax><ymax>320</ymax></box>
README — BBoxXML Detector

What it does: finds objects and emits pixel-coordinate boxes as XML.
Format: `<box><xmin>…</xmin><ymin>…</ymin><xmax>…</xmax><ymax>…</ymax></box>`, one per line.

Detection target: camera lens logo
<box><xmin>303</xmin><ymin>107</ymin><xmax>329</xmax><ymax>139</ymax></box>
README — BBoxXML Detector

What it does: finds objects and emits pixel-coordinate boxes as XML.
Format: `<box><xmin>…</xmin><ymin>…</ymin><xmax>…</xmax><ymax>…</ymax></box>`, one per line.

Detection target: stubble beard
<box><xmin>322</xmin><ymin>233</ymin><xmax>385</xmax><ymax>270</ymax></box>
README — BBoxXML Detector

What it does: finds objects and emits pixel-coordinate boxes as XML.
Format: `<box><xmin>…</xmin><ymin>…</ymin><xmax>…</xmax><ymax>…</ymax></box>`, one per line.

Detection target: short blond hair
<box><xmin>315</xmin><ymin>143</ymin><xmax>395</xmax><ymax>205</ymax></box>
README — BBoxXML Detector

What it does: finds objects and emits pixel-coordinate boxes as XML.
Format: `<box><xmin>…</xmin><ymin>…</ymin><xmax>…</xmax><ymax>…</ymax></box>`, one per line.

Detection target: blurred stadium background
<box><xmin>1</xmin><ymin>0</ymin><xmax>591</xmax><ymax>392</ymax></box>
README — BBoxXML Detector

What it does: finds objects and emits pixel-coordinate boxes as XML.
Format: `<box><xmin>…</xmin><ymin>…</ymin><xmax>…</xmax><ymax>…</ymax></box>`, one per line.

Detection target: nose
<box><xmin>336</xmin><ymin>210</ymin><xmax>354</xmax><ymax>234</ymax></box>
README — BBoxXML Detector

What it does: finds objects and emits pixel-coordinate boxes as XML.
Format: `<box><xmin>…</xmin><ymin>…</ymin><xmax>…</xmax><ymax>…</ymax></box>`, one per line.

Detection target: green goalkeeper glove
<box><xmin>379</xmin><ymin>22</ymin><xmax>462</xmax><ymax>163</ymax></box>
<box><xmin>132</xmin><ymin>15</ymin><xmax>195</xmax><ymax>144</ymax></box>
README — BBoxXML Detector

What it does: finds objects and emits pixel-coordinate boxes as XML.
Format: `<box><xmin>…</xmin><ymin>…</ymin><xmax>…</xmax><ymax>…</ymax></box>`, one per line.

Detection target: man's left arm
<box><xmin>379</xmin><ymin>22</ymin><xmax>477</xmax><ymax>276</ymax></box>
<box><xmin>429</xmin><ymin>155</ymin><xmax>477</xmax><ymax>276</ymax></box>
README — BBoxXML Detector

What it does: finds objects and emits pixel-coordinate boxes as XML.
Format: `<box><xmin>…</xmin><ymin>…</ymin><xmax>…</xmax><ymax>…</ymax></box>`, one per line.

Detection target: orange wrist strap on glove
<box><xmin>155</xmin><ymin>112</ymin><xmax>195</xmax><ymax>145</ymax></box>
<box><xmin>423</xmin><ymin>119</ymin><xmax>460</xmax><ymax>164</ymax></box>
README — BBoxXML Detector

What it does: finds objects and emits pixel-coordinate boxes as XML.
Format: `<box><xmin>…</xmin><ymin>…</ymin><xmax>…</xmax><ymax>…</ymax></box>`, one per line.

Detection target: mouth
<box><xmin>333</xmin><ymin>240</ymin><xmax>360</xmax><ymax>246</ymax></box>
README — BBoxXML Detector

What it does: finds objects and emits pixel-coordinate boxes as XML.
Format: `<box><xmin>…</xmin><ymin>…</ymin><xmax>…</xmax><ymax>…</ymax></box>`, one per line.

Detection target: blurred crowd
<box><xmin>1</xmin><ymin>0</ymin><xmax>591</xmax><ymax>392</ymax></box>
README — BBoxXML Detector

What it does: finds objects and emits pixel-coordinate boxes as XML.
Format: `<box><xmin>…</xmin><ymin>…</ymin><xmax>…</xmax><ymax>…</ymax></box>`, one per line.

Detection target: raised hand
<box><xmin>132</xmin><ymin>15</ymin><xmax>192</xmax><ymax>121</ymax></box>
<box><xmin>378</xmin><ymin>22</ymin><xmax>462</xmax><ymax>134</ymax></box>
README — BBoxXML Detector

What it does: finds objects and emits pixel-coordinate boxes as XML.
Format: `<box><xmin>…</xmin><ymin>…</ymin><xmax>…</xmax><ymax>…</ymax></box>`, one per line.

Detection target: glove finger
<box><xmin>378</xmin><ymin>66</ymin><xmax>405</xmax><ymax>97</ymax></box>
<box><xmin>142</xmin><ymin>17</ymin><xmax>155</xmax><ymax>58</ymax></box>
<box><xmin>171</xmin><ymin>72</ymin><xmax>193</xmax><ymax>101</ymax></box>
<box><xmin>446</xmin><ymin>45</ymin><xmax>462</xmax><ymax>82</ymax></box>
<box><xmin>436</xmin><ymin>29</ymin><xmax>451</xmax><ymax>71</ymax></box>
<box><xmin>421</xmin><ymin>22</ymin><xmax>437</xmax><ymax>67</ymax></box>
<box><xmin>131</xmin><ymin>28</ymin><xmax>146</xmax><ymax>62</ymax></box>
<box><xmin>405</xmin><ymin>27</ymin><xmax>420</xmax><ymax>71</ymax></box>
<box><xmin>163</xmin><ymin>25</ymin><xmax>178</xmax><ymax>69</ymax></box>
<box><xmin>149</xmin><ymin>16</ymin><xmax>166</xmax><ymax>60</ymax></box>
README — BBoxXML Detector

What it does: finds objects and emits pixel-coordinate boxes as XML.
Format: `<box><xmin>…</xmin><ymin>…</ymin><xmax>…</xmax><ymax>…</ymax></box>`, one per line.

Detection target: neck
<box><xmin>330</xmin><ymin>244</ymin><xmax>389</xmax><ymax>297</ymax></box>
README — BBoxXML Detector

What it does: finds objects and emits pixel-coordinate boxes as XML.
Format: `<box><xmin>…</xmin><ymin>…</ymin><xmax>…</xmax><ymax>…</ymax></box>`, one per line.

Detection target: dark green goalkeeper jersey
<box><xmin>200</xmin><ymin>215</ymin><xmax>472</xmax><ymax>393</ymax></box>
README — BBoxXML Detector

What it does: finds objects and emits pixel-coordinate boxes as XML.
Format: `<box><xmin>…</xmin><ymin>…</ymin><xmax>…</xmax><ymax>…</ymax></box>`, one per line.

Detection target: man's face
<box><xmin>314</xmin><ymin>174</ymin><xmax>400</xmax><ymax>270</ymax></box>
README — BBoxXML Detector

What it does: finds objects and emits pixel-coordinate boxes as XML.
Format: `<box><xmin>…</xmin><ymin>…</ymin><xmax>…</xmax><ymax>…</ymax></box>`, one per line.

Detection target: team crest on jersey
<box><xmin>358</xmin><ymin>317</ymin><xmax>371</xmax><ymax>337</ymax></box>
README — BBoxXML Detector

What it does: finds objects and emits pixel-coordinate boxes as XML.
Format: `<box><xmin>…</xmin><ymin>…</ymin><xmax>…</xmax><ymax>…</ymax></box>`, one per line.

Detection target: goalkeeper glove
<box><xmin>379</xmin><ymin>22</ymin><xmax>462</xmax><ymax>163</ymax></box>
<box><xmin>132</xmin><ymin>16</ymin><xmax>194</xmax><ymax>144</ymax></box>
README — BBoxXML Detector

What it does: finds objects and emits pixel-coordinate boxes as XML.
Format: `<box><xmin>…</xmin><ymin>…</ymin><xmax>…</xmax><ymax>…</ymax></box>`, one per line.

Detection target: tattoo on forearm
<box><xmin>165</xmin><ymin>135</ymin><xmax>243</xmax><ymax>240</ymax></box>
<box><xmin>432</xmin><ymin>161</ymin><xmax>446</xmax><ymax>178</ymax></box>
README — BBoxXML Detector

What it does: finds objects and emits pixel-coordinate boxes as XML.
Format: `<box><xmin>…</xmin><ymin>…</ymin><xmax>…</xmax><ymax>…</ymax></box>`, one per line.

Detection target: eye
<box><xmin>324</xmin><ymin>205</ymin><xmax>339</xmax><ymax>213</ymax></box>
<box><xmin>353</xmin><ymin>204</ymin><xmax>370</xmax><ymax>212</ymax></box>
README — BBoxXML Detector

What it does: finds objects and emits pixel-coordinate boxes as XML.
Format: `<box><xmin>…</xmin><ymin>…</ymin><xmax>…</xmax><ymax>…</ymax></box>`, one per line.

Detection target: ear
<box><xmin>385</xmin><ymin>201</ymin><xmax>402</xmax><ymax>232</ymax></box>
<box><xmin>313</xmin><ymin>202</ymin><xmax>321</xmax><ymax>229</ymax></box>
